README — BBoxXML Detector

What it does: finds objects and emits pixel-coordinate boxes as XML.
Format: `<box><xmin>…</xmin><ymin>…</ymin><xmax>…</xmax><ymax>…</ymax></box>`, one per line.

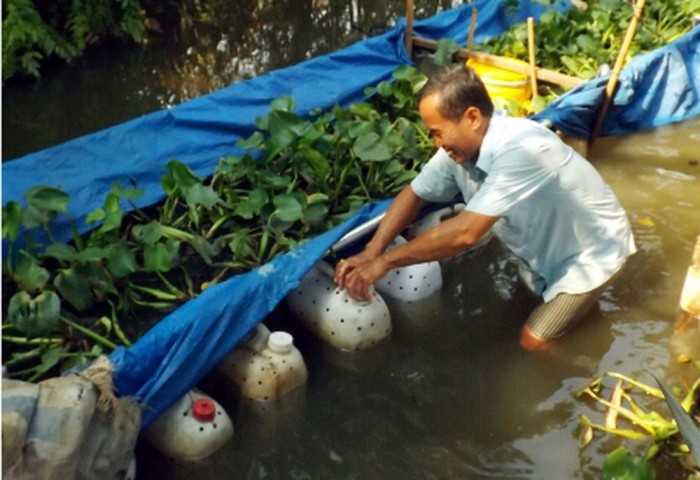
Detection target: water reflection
<box><xmin>3</xmin><ymin>0</ymin><xmax>459</xmax><ymax>160</ymax></box>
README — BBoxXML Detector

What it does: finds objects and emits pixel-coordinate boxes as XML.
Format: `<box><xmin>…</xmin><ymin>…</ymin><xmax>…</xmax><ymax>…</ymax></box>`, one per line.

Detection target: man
<box><xmin>334</xmin><ymin>64</ymin><xmax>636</xmax><ymax>351</ymax></box>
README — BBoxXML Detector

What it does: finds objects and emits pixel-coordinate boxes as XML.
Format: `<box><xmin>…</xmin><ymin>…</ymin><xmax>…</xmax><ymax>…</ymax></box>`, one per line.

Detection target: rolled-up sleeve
<box><xmin>410</xmin><ymin>148</ymin><xmax>460</xmax><ymax>203</ymax></box>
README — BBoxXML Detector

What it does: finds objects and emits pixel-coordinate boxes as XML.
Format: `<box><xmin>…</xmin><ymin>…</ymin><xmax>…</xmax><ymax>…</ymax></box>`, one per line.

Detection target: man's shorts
<box><xmin>524</xmin><ymin>266</ymin><xmax>625</xmax><ymax>341</ymax></box>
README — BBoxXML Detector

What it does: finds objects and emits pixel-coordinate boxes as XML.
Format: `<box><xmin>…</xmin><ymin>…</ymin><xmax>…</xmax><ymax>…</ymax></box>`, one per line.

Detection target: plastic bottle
<box><xmin>218</xmin><ymin>324</ymin><xmax>308</xmax><ymax>401</ymax></box>
<box><xmin>680</xmin><ymin>235</ymin><xmax>700</xmax><ymax>319</ymax></box>
<box><xmin>144</xmin><ymin>390</ymin><xmax>233</xmax><ymax>462</ymax></box>
<box><xmin>287</xmin><ymin>261</ymin><xmax>392</xmax><ymax>351</ymax></box>
<box><xmin>375</xmin><ymin>235</ymin><xmax>443</xmax><ymax>302</ymax></box>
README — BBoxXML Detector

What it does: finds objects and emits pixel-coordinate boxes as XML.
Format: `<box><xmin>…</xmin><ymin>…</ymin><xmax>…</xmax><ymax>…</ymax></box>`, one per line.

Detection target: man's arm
<box><xmin>341</xmin><ymin>209</ymin><xmax>499</xmax><ymax>300</ymax></box>
<box><xmin>334</xmin><ymin>185</ymin><xmax>425</xmax><ymax>286</ymax></box>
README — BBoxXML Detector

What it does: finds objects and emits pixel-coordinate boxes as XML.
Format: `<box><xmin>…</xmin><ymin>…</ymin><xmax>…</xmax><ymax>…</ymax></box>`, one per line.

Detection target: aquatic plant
<box><xmin>1</xmin><ymin>66</ymin><xmax>432</xmax><ymax>381</ymax></box>
<box><xmin>577</xmin><ymin>371</ymin><xmax>700</xmax><ymax>476</ymax></box>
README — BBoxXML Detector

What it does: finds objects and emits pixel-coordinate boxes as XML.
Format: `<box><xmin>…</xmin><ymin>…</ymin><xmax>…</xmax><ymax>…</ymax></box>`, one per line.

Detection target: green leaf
<box><xmin>303</xmin><ymin>203</ymin><xmax>329</xmax><ymax>227</ymax></box>
<box><xmin>248</xmin><ymin>188</ymin><xmax>269</xmax><ymax>212</ymax></box>
<box><xmin>236</xmin><ymin>131</ymin><xmax>265</xmax><ymax>150</ymax></box>
<box><xmin>97</xmin><ymin>193</ymin><xmax>123</xmax><ymax>233</ymax></box>
<box><xmin>54</xmin><ymin>267</ymin><xmax>94</xmax><ymax>311</ymax></box>
<box><xmin>76</xmin><ymin>246</ymin><xmax>108</xmax><ymax>263</ymax></box>
<box><xmin>110</xmin><ymin>182</ymin><xmax>144</xmax><ymax>201</ymax></box>
<box><xmin>228</xmin><ymin>229</ymin><xmax>254</xmax><ymax>260</ymax></box>
<box><xmin>297</xmin><ymin>146</ymin><xmax>330</xmax><ymax>179</ymax></box>
<box><xmin>106</xmin><ymin>242</ymin><xmax>137</xmax><ymax>278</ymax></box>
<box><xmin>2</xmin><ymin>201</ymin><xmax>23</xmax><ymax>241</ymax></box>
<box><xmin>14</xmin><ymin>253</ymin><xmax>50</xmax><ymax>291</ymax></box>
<box><xmin>190</xmin><ymin>235</ymin><xmax>221</xmax><ymax>265</ymax></box>
<box><xmin>184</xmin><ymin>184</ymin><xmax>221</xmax><ymax>209</ymax></box>
<box><xmin>44</xmin><ymin>243</ymin><xmax>78</xmax><ymax>262</ymax></box>
<box><xmin>162</xmin><ymin>160</ymin><xmax>200</xmax><ymax>195</ymax></box>
<box><xmin>8</xmin><ymin>291</ymin><xmax>62</xmax><ymax>338</ymax></box>
<box><xmin>267</xmin><ymin>211</ymin><xmax>295</xmax><ymax>232</ymax></box>
<box><xmin>33</xmin><ymin>347</ymin><xmax>67</xmax><ymax>379</ymax></box>
<box><xmin>376</xmin><ymin>81</ymin><xmax>393</xmax><ymax>97</ymax></box>
<box><xmin>85</xmin><ymin>208</ymin><xmax>106</xmax><ymax>224</ymax></box>
<box><xmin>143</xmin><ymin>239</ymin><xmax>180</xmax><ymax>272</ymax></box>
<box><xmin>271</xmin><ymin>96</ymin><xmax>295</xmax><ymax>112</ymax></box>
<box><xmin>266</xmin><ymin>110</ymin><xmax>312</xmax><ymax>157</ymax></box>
<box><xmin>348</xmin><ymin>102</ymin><xmax>377</xmax><ymax>120</ymax></box>
<box><xmin>307</xmin><ymin>193</ymin><xmax>329</xmax><ymax>205</ymax></box>
<box><xmin>602</xmin><ymin>447</ymin><xmax>655</xmax><ymax>480</ymax></box>
<box><xmin>352</xmin><ymin>133</ymin><xmax>393</xmax><ymax>162</ymax></box>
<box><xmin>133</xmin><ymin>222</ymin><xmax>163</xmax><ymax>245</ymax></box>
<box><xmin>233</xmin><ymin>199</ymin><xmax>257</xmax><ymax>220</ymax></box>
<box><xmin>272</xmin><ymin>194</ymin><xmax>303</xmax><ymax>222</ymax></box>
<box><xmin>25</xmin><ymin>186</ymin><xmax>69</xmax><ymax>213</ymax></box>
<box><xmin>22</xmin><ymin>205</ymin><xmax>51</xmax><ymax>229</ymax></box>
<box><xmin>576</xmin><ymin>34</ymin><xmax>598</xmax><ymax>53</ymax></box>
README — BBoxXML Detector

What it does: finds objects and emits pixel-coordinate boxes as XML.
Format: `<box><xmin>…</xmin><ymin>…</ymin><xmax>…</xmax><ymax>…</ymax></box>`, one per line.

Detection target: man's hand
<box><xmin>334</xmin><ymin>249</ymin><xmax>379</xmax><ymax>287</ymax></box>
<box><xmin>339</xmin><ymin>256</ymin><xmax>390</xmax><ymax>301</ymax></box>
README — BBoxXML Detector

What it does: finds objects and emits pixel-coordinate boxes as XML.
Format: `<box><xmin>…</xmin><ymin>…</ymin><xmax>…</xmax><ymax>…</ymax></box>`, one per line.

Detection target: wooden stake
<box><xmin>467</xmin><ymin>7</ymin><xmax>478</xmax><ymax>54</ymax></box>
<box><xmin>412</xmin><ymin>36</ymin><xmax>584</xmax><ymax>90</ymax></box>
<box><xmin>588</xmin><ymin>0</ymin><xmax>646</xmax><ymax>149</ymax></box>
<box><xmin>405</xmin><ymin>0</ymin><xmax>415</xmax><ymax>57</ymax></box>
<box><xmin>527</xmin><ymin>17</ymin><xmax>538</xmax><ymax>97</ymax></box>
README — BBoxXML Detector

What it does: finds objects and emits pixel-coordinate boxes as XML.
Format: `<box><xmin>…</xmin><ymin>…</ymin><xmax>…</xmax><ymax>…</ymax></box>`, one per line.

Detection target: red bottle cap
<box><xmin>192</xmin><ymin>398</ymin><xmax>215</xmax><ymax>422</ymax></box>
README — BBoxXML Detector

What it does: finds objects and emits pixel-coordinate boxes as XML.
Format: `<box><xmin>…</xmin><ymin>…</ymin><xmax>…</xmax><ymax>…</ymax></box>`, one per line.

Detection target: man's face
<box><xmin>418</xmin><ymin>93</ymin><xmax>485</xmax><ymax>164</ymax></box>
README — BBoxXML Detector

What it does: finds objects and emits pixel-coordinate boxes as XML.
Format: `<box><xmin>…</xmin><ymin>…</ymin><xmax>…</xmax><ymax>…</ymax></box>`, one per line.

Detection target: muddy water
<box><xmin>136</xmin><ymin>118</ymin><xmax>700</xmax><ymax>479</ymax></box>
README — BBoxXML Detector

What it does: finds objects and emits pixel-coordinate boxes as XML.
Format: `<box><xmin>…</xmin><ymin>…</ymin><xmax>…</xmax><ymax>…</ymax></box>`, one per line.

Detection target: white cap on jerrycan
<box><xmin>267</xmin><ymin>331</ymin><xmax>293</xmax><ymax>354</ymax></box>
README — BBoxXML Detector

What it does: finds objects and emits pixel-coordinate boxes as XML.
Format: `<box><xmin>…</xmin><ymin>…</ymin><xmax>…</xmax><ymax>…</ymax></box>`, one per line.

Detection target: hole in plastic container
<box><xmin>423</xmin><ymin>276</ymin><xmax>427</xmax><ymax>280</ymax></box>
<box><xmin>370</xmin><ymin>322</ymin><xmax>375</xmax><ymax>327</ymax></box>
<box><xmin>344</xmin><ymin>299</ymin><xmax>349</xmax><ymax>303</ymax></box>
<box><xmin>263</xmin><ymin>397</ymin><xmax>268</xmax><ymax>401</ymax></box>
<box><xmin>335</xmin><ymin>290</ymin><xmax>340</xmax><ymax>295</ymax></box>
<box><xmin>213</xmin><ymin>423</ymin><xmax>218</xmax><ymax>428</ymax></box>
<box><xmin>326</xmin><ymin>286</ymin><xmax>330</xmax><ymax>291</ymax></box>
<box><xmin>357</xmin><ymin>327</ymin><xmax>362</xmax><ymax>331</ymax></box>
<box><xmin>414</xmin><ymin>288</ymin><xmax>418</xmax><ymax>292</ymax></box>
<box><xmin>331</xmin><ymin>331</ymin><xmax>335</xmax><ymax>335</ymax></box>
<box><xmin>199</xmin><ymin>427</ymin><xmax>204</xmax><ymax>432</ymax></box>
<box><xmin>399</xmin><ymin>286</ymin><xmax>403</xmax><ymax>290</ymax></box>
<box><xmin>409</xmin><ymin>275</ymin><xmax>413</xmax><ymax>279</ymax></box>
<box><xmin>396</xmin><ymin>271</ymin><xmax>400</xmax><ymax>275</ymax></box>
<box><xmin>340</xmin><ymin>318</ymin><xmax>345</xmax><ymax>323</ymax></box>
<box><xmin>258</xmin><ymin>381</ymin><xmax>263</xmax><ymax>385</ymax></box>
<box><xmin>388</xmin><ymin>281</ymin><xmax>392</xmax><ymax>285</ymax></box>
<box><xmin>217</xmin><ymin>411</ymin><xmax>222</xmax><ymax>415</ymax></box>
<box><xmin>326</xmin><ymin>308</ymin><xmax>330</xmax><ymax>312</ymax></box>
<box><xmin>182</xmin><ymin>411</ymin><xmax>188</xmax><ymax>417</ymax></box>
<box><xmin>261</xmin><ymin>367</ymin><xmax>265</xmax><ymax>371</ymax></box>
<box><xmin>312</xmin><ymin>300</ymin><xmax>316</xmax><ymax>304</ymax></box>
<box><xmin>357</xmin><ymin>309</ymin><xmax>362</xmax><ymax>313</ymax></box>
<box><xmin>282</xmin><ymin>359</ymin><xmax>287</xmax><ymax>363</ymax></box>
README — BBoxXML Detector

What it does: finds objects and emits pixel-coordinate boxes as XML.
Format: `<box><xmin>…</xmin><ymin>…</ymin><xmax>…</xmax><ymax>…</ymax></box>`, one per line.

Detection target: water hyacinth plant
<box><xmin>2</xmin><ymin>66</ymin><xmax>433</xmax><ymax>382</ymax></box>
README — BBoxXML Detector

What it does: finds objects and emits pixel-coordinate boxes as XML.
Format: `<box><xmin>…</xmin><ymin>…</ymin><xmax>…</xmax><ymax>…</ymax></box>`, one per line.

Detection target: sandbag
<box><xmin>1</xmin><ymin>356</ymin><xmax>140</xmax><ymax>480</ymax></box>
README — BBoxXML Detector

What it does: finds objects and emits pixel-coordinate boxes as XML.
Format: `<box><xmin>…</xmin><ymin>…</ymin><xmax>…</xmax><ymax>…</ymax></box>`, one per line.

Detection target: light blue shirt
<box><xmin>411</xmin><ymin>115</ymin><xmax>636</xmax><ymax>301</ymax></box>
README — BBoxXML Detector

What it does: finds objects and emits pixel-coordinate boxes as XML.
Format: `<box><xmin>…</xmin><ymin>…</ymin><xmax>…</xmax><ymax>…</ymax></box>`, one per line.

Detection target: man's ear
<box><xmin>461</xmin><ymin>106</ymin><xmax>482</xmax><ymax>129</ymax></box>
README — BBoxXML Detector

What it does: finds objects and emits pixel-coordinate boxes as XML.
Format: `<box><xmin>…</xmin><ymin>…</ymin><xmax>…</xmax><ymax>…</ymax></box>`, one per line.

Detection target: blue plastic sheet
<box><xmin>534</xmin><ymin>26</ymin><xmax>700</xmax><ymax>137</ymax></box>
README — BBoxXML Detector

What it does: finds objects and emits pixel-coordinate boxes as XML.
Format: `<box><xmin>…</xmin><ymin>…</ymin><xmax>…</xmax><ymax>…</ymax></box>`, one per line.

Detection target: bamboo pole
<box><xmin>527</xmin><ymin>17</ymin><xmax>538</xmax><ymax>97</ymax></box>
<box><xmin>412</xmin><ymin>36</ymin><xmax>584</xmax><ymax>90</ymax></box>
<box><xmin>588</xmin><ymin>0</ymin><xmax>646</xmax><ymax>149</ymax></box>
<box><xmin>467</xmin><ymin>7</ymin><xmax>478</xmax><ymax>54</ymax></box>
<box><xmin>405</xmin><ymin>0</ymin><xmax>415</xmax><ymax>57</ymax></box>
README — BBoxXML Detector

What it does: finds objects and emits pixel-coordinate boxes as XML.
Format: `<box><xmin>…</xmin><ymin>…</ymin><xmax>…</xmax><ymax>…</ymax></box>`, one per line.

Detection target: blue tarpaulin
<box><xmin>3</xmin><ymin>1</ymin><xmax>699</xmax><ymax>427</ymax></box>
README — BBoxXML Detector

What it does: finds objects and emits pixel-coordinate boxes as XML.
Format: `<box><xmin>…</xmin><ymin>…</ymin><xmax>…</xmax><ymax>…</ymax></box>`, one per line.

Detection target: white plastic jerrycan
<box><xmin>287</xmin><ymin>260</ymin><xmax>392</xmax><ymax>351</ymax></box>
<box><xmin>375</xmin><ymin>235</ymin><xmax>443</xmax><ymax>302</ymax></box>
<box><xmin>144</xmin><ymin>389</ymin><xmax>233</xmax><ymax>462</ymax></box>
<box><xmin>218</xmin><ymin>324</ymin><xmax>308</xmax><ymax>402</ymax></box>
